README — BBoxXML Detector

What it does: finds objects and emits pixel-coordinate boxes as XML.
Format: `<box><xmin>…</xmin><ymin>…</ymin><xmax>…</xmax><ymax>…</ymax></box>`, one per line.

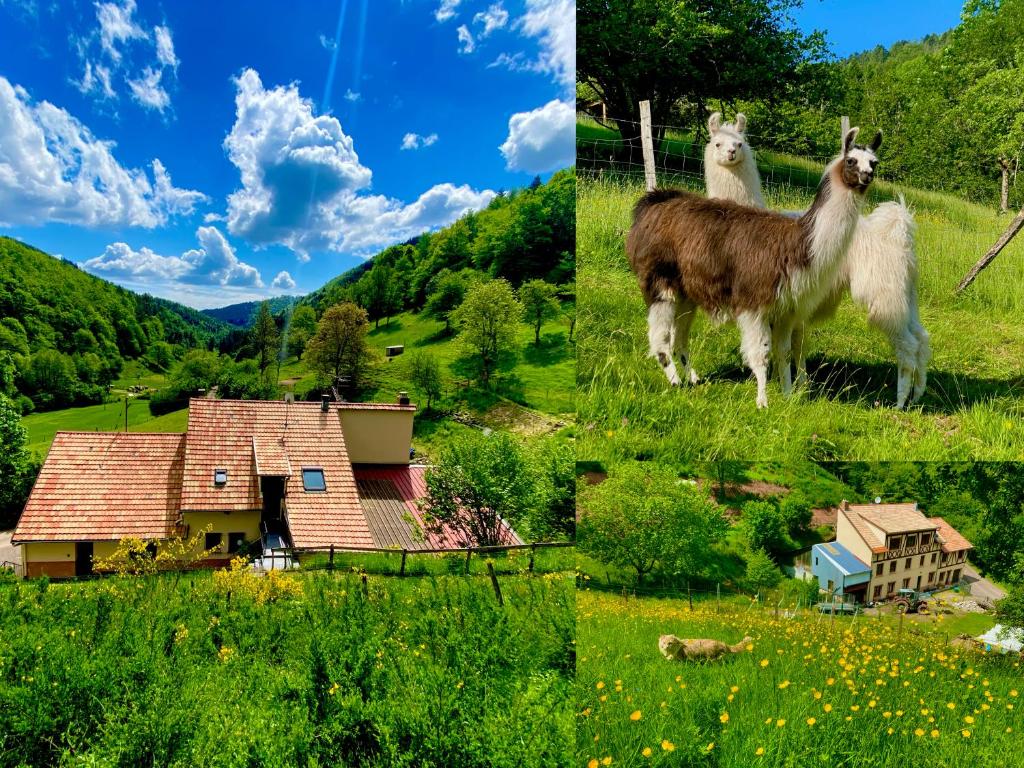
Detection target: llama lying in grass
<box><xmin>705</xmin><ymin>112</ymin><xmax>765</xmax><ymax>207</ymax></box>
<box><xmin>659</xmin><ymin>634</ymin><xmax>752</xmax><ymax>661</ymax></box>
<box><xmin>628</xmin><ymin>127</ymin><xmax>876</xmax><ymax>408</ymax></box>
<box><xmin>703</xmin><ymin>118</ymin><xmax>930</xmax><ymax>408</ymax></box>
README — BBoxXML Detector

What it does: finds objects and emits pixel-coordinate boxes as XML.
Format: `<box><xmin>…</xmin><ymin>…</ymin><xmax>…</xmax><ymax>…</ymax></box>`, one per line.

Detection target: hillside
<box><xmin>0</xmin><ymin>237</ymin><xmax>232</xmax><ymax>412</ymax></box>
<box><xmin>201</xmin><ymin>295</ymin><xmax>299</xmax><ymax>327</ymax></box>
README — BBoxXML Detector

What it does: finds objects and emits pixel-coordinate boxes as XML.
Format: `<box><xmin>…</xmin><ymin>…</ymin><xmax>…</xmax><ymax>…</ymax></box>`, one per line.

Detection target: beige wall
<box><xmin>836</xmin><ymin>512</ymin><xmax>873</xmax><ymax>565</ymax></box>
<box><xmin>867</xmin><ymin>549</ymin><xmax>968</xmax><ymax>600</ymax></box>
<box><xmin>24</xmin><ymin>542</ymin><xmax>74</xmax><ymax>562</ymax></box>
<box><xmin>339</xmin><ymin>409</ymin><xmax>413</xmax><ymax>464</ymax></box>
<box><xmin>183</xmin><ymin>510</ymin><xmax>260</xmax><ymax>558</ymax></box>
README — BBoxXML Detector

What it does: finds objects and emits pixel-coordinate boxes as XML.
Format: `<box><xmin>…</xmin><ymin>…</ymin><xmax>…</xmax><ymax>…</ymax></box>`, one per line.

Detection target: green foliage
<box><xmin>0</xmin><ymin>571</ymin><xmax>573</xmax><ymax>766</ymax></box>
<box><xmin>779</xmin><ymin>489</ymin><xmax>813</xmax><ymax>535</ymax></box>
<box><xmin>518</xmin><ymin>279</ymin><xmax>561</xmax><ymax>346</ymax></box>
<box><xmin>287</xmin><ymin>304</ymin><xmax>318</xmax><ymax>360</ymax></box>
<box><xmin>529</xmin><ymin>439</ymin><xmax>576</xmax><ymax>540</ymax></box>
<box><xmin>422</xmin><ymin>269</ymin><xmax>472</xmax><ymax>332</ymax></box>
<box><xmin>451</xmin><ymin>279</ymin><xmax>523</xmax><ymax>385</ymax></box>
<box><xmin>354</xmin><ymin>264</ymin><xmax>403</xmax><ymax>328</ymax></box>
<box><xmin>248</xmin><ymin>301</ymin><xmax>280</xmax><ymax>376</ymax></box>
<box><xmin>740</xmin><ymin>500</ymin><xmax>787</xmax><ymax>555</ymax></box>
<box><xmin>305</xmin><ymin>302</ymin><xmax>374</xmax><ymax>391</ymax></box>
<box><xmin>578</xmin><ymin>462</ymin><xmax>729</xmax><ymax>583</ymax></box>
<box><xmin>423</xmin><ymin>431</ymin><xmax>540</xmax><ymax>546</ymax></box>
<box><xmin>0</xmin><ymin>393</ymin><xmax>36</xmax><ymax>528</ymax></box>
<box><xmin>745</xmin><ymin>548</ymin><xmax>782</xmax><ymax>592</ymax></box>
<box><xmin>406</xmin><ymin>351</ymin><xmax>443</xmax><ymax>410</ymax></box>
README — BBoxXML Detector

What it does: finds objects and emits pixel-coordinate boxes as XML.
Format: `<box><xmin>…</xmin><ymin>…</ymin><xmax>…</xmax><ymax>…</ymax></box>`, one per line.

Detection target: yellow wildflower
<box><xmin>630</xmin><ymin>710</ymin><xmax>642</xmax><ymax>721</ymax></box>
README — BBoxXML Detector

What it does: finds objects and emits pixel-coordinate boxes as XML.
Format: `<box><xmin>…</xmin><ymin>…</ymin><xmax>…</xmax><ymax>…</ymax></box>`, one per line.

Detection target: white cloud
<box><xmin>492</xmin><ymin>0</ymin><xmax>575</xmax><ymax>91</ymax></box>
<box><xmin>474</xmin><ymin>3</ymin><xmax>509</xmax><ymax>37</ymax></box>
<box><xmin>127</xmin><ymin>66</ymin><xmax>169</xmax><ymax>111</ymax></box>
<box><xmin>221</xmin><ymin>69</ymin><xmax>495</xmax><ymax>259</ymax></box>
<box><xmin>272</xmin><ymin>270</ymin><xmax>297</xmax><ymax>290</ymax></box>
<box><xmin>0</xmin><ymin>76</ymin><xmax>206</xmax><ymax>228</ymax></box>
<box><xmin>344</xmin><ymin>89</ymin><xmax>362</xmax><ymax>102</ymax></box>
<box><xmin>400</xmin><ymin>132</ymin><xmax>439</xmax><ymax>150</ymax></box>
<box><xmin>434</xmin><ymin>0</ymin><xmax>461</xmax><ymax>22</ymax></box>
<box><xmin>154</xmin><ymin>25</ymin><xmax>178</xmax><ymax>69</ymax></box>
<box><xmin>456</xmin><ymin>24</ymin><xmax>475</xmax><ymax>54</ymax></box>
<box><xmin>75</xmin><ymin>1</ymin><xmax>180</xmax><ymax>113</ymax></box>
<box><xmin>82</xmin><ymin>226</ymin><xmax>263</xmax><ymax>289</ymax></box>
<box><xmin>319</xmin><ymin>33</ymin><xmax>337</xmax><ymax>51</ymax></box>
<box><xmin>499</xmin><ymin>98</ymin><xmax>575</xmax><ymax>173</ymax></box>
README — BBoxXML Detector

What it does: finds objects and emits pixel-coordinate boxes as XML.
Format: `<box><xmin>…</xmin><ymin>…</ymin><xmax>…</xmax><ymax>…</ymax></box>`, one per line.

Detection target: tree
<box><xmin>529</xmin><ymin>440</ymin><xmax>576</xmax><ymax>540</ymax></box>
<box><xmin>780</xmin><ymin>489</ymin><xmax>813</xmax><ymax>535</ymax></box>
<box><xmin>249</xmin><ymin>301</ymin><xmax>280</xmax><ymax>377</ymax></box>
<box><xmin>423</xmin><ymin>271</ymin><xmax>469</xmax><ymax>332</ymax></box>
<box><xmin>745</xmin><ymin>549</ymin><xmax>782</xmax><ymax>593</ymax></box>
<box><xmin>451</xmin><ymin>280</ymin><xmax>523</xmax><ymax>385</ymax></box>
<box><xmin>407</xmin><ymin>351</ymin><xmax>443</xmax><ymax>410</ymax></box>
<box><xmin>740</xmin><ymin>500</ymin><xmax>787</xmax><ymax>554</ymax></box>
<box><xmin>578</xmin><ymin>462</ymin><xmax>729</xmax><ymax>584</ymax></box>
<box><xmin>305</xmin><ymin>302</ymin><xmax>373</xmax><ymax>389</ymax></box>
<box><xmin>518</xmin><ymin>279</ymin><xmax>561</xmax><ymax>346</ymax></box>
<box><xmin>355</xmin><ymin>265</ymin><xmax>402</xmax><ymax>328</ymax></box>
<box><xmin>578</xmin><ymin>0</ymin><xmax>826</xmax><ymax>143</ymax></box>
<box><xmin>703</xmin><ymin>459</ymin><xmax>748</xmax><ymax>500</ymax></box>
<box><xmin>0</xmin><ymin>393</ymin><xmax>34</xmax><ymax>529</ymax></box>
<box><xmin>422</xmin><ymin>431</ymin><xmax>539</xmax><ymax>547</ymax></box>
<box><xmin>288</xmin><ymin>305</ymin><xmax>318</xmax><ymax>360</ymax></box>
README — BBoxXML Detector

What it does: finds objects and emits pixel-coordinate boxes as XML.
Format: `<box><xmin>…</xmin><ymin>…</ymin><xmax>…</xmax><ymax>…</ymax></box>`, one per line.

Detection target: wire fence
<box><xmin>577</xmin><ymin>108</ymin><xmax>995</xmax><ymax>204</ymax></box>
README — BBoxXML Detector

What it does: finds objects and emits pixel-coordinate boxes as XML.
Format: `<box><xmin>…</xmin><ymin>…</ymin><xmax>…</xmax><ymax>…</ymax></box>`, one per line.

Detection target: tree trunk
<box><xmin>534</xmin><ymin>321</ymin><xmax>541</xmax><ymax>346</ymax></box>
<box><xmin>1000</xmin><ymin>158</ymin><xmax>1010</xmax><ymax>213</ymax></box>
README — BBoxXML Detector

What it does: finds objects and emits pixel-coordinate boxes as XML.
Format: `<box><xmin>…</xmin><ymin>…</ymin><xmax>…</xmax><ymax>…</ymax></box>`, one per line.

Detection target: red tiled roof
<box><xmin>353</xmin><ymin>465</ymin><xmax>522</xmax><ymax>549</ymax></box>
<box><xmin>931</xmin><ymin>516</ymin><xmax>973</xmax><ymax>552</ymax></box>
<box><xmin>337</xmin><ymin>402</ymin><xmax>416</xmax><ymax>411</ymax></box>
<box><xmin>182</xmin><ymin>399</ymin><xmax>371</xmax><ymax>549</ymax></box>
<box><xmin>847</xmin><ymin>502</ymin><xmax>935</xmax><ymax>533</ymax></box>
<box><xmin>13</xmin><ymin>432</ymin><xmax>184</xmax><ymax>543</ymax></box>
<box><xmin>252</xmin><ymin>436</ymin><xmax>291</xmax><ymax>477</ymax></box>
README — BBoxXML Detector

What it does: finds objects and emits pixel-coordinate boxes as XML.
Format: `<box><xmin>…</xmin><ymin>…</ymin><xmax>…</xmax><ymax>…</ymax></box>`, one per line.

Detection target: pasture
<box><xmin>577</xmin><ymin>589</ymin><xmax>1021</xmax><ymax>768</ymax></box>
<box><xmin>0</xmin><ymin>569</ymin><xmax>574</xmax><ymax>767</ymax></box>
<box><xmin>577</xmin><ymin>121</ymin><xmax>1024</xmax><ymax>461</ymax></box>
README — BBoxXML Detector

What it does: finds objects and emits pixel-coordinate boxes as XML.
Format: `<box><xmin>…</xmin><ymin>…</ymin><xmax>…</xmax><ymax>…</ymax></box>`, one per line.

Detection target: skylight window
<box><xmin>214</xmin><ymin>469</ymin><xmax>228</xmax><ymax>486</ymax></box>
<box><xmin>302</xmin><ymin>468</ymin><xmax>326</xmax><ymax>492</ymax></box>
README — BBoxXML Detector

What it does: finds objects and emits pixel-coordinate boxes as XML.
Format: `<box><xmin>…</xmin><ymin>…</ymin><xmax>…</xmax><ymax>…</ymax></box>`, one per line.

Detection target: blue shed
<box><xmin>811</xmin><ymin>542</ymin><xmax>871</xmax><ymax>603</ymax></box>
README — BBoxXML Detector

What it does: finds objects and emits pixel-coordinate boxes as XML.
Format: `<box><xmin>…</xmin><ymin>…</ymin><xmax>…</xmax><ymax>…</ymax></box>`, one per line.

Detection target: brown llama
<box><xmin>627</xmin><ymin>127</ymin><xmax>881</xmax><ymax>408</ymax></box>
<box><xmin>659</xmin><ymin>634</ymin><xmax>753</xmax><ymax>662</ymax></box>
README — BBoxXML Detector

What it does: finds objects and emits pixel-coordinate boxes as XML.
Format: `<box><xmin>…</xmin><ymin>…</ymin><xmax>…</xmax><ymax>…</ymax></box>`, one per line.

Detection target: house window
<box><xmin>815</xmin><ymin>557</ymin><xmax>818</xmax><ymax>566</ymax></box>
<box><xmin>930</xmin><ymin>553</ymin><xmax>937</xmax><ymax>564</ymax></box>
<box><xmin>873</xmin><ymin>585</ymin><xmax>882</xmax><ymax>599</ymax></box>
<box><xmin>228</xmin><ymin>532</ymin><xmax>246</xmax><ymax>554</ymax></box>
<box><xmin>887</xmin><ymin>581</ymin><xmax>896</xmax><ymax>595</ymax></box>
<box><xmin>875</xmin><ymin>563</ymin><xmax>883</xmax><ymax>576</ymax></box>
<box><xmin>952</xmin><ymin>569</ymin><xmax>961</xmax><ymax>583</ymax></box>
<box><xmin>905</xmin><ymin>534</ymin><xmax>917</xmax><ymax>548</ymax></box>
<box><xmin>921</xmin><ymin>532</ymin><xmax>931</xmax><ymax>546</ymax></box>
<box><xmin>902</xmin><ymin>578</ymin><xmax>910</xmax><ymax>589</ymax></box>
<box><xmin>214</xmin><ymin>468</ymin><xmax>228</xmax><ymax>486</ymax></box>
<box><xmin>205</xmin><ymin>532</ymin><xmax>223</xmax><ymax>552</ymax></box>
<box><xmin>928</xmin><ymin>571</ymin><xmax>935</xmax><ymax>584</ymax></box>
<box><xmin>827</xmin><ymin>579</ymin><xmax>834</xmax><ymax>593</ymax></box>
<box><xmin>889</xmin><ymin>561</ymin><xmax>897</xmax><ymax>574</ymax></box>
<box><xmin>890</xmin><ymin>536</ymin><xmax>902</xmax><ymax>550</ymax></box>
<box><xmin>920</xmin><ymin>556</ymin><xmax>925</xmax><ymax>566</ymax></box>
<box><xmin>302</xmin><ymin>468</ymin><xmax>326</xmax><ymax>492</ymax></box>
<box><xmin>905</xmin><ymin>558</ymin><xmax>912</xmax><ymax>569</ymax></box>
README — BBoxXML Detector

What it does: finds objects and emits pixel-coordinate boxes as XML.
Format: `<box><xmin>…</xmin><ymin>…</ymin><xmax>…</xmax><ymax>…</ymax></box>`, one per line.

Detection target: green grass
<box><xmin>577</xmin><ymin>123</ymin><xmax>1024</xmax><ymax>462</ymax></box>
<box><xmin>577</xmin><ymin>589</ymin><xmax>1022</xmax><ymax>768</ymax></box>
<box><xmin>0</xmin><ymin>569</ymin><xmax>573</xmax><ymax>767</ymax></box>
<box><xmin>21</xmin><ymin>400</ymin><xmax>188</xmax><ymax>457</ymax></box>
<box><xmin>112</xmin><ymin>359</ymin><xmax>168</xmax><ymax>390</ymax></box>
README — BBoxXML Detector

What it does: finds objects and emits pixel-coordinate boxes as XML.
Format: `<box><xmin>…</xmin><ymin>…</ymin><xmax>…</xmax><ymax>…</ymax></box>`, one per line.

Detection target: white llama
<box><xmin>629</xmin><ymin>128</ymin><xmax>876</xmax><ymax>408</ymax></box>
<box><xmin>704</xmin><ymin>119</ymin><xmax>930</xmax><ymax>408</ymax></box>
<box><xmin>704</xmin><ymin>112</ymin><xmax>765</xmax><ymax>208</ymax></box>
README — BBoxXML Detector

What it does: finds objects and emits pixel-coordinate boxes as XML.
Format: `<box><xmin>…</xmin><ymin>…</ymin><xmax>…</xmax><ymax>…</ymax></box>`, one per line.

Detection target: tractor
<box><xmin>892</xmin><ymin>588</ymin><xmax>929</xmax><ymax>614</ymax></box>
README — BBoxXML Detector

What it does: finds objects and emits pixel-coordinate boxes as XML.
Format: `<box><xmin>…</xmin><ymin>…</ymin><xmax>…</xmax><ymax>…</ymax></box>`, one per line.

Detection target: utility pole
<box><xmin>124</xmin><ymin>396</ymin><xmax>129</xmax><ymax>432</ymax></box>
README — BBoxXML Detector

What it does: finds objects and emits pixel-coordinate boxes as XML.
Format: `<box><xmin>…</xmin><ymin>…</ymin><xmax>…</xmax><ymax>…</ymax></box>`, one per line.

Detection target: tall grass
<box><xmin>577</xmin><ymin>590</ymin><xmax>1021</xmax><ymax>768</ymax></box>
<box><xmin>577</xmin><ymin>156</ymin><xmax>1024</xmax><ymax>462</ymax></box>
<box><xmin>0</xmin><ymin>570</ymin><xmax>574</xmax><ymax>767</ymax></box>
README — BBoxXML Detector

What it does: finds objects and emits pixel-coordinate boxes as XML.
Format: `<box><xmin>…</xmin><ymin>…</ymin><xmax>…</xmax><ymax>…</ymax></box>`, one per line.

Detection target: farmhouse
<box><xmin>810</xmin><ymin>501</ymin><xmax>972</xmax><ymax>604</ymax></box>
<box><xmin>13</xmin><ymin>396</ymin><xmax>520</xmax><ymax>578</ymax></box>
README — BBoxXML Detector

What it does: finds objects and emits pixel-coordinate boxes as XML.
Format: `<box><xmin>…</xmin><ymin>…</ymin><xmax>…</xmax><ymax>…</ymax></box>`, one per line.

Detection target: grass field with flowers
<box><xmin>577</xmin><ymin>590</ymin><xmax>1021</xmax><ymax>768</ymax></box>
<box><xmin>0</xmin><ymin>568</ymin><xmax>574</xmax><ymax>767</ymax></box>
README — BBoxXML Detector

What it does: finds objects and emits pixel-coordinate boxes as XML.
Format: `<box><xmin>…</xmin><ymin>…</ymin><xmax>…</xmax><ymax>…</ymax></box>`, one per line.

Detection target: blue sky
<box><xmin>0</xmin><ymin>0</ymin><xmax>574</xmax><ymax>308</ymax></box>
<box><xmin>793</xmin><ymin>0</ymin><xmax>964</xmax><ymax>58</ymax></box>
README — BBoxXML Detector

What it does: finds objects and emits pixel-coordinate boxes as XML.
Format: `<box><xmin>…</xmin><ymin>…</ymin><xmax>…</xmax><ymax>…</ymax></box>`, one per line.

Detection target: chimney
<box><xmin>398</xmin><ymin>390</ymin><xmax>410</xmax><ymax>406</ymax></box>
<box><xmin>321</xmin><ymin>393</ymin><xmax>330</xmax><ymax>412</ymax></box>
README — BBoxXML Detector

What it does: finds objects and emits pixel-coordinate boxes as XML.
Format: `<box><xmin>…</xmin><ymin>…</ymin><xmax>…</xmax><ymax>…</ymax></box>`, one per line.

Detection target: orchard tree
<box><xmin>740</xmin><ymin>500</ymin><xmax>787</xmax><ymax>554</ymax></box>
<box><xmin>745</xmin><ymin>549</ymin><xmax>782</xmax><ymax>593</ymax></box>
<box><xmin>422</xmin><ymin>431</ymin><xmax>539</xmax><ymax>546</ymax></box>
<box><xmin>780</xmin><ymin>489</ymin><xmax>813</xmax><ymax>535</ymax></box>
<box><xmin>578</xmin><ymin>462</ymin><xmax>729</xmax><ymax>584</ymax></box>
<box><xmin>0</xmin><ymin>393</ymin><xmax>35</xmax><ymax>528</ymax></box>
<box><xmin>423</xmin><ymin>271</ymin><xmax>469</xmax><ymax>332</ymax></box>
<box><xmin>518</xmin><ymin>279</ymin><xmax>561</xmax><ymax>346</ymax></box>
<box><xmin>356</xmin><ymin>265</ymin><xmax>403</xmax><ymax>328</ymax></box>
<box><xmin>248</xmin><ymin>301</ymin><xmax>280</xmax><ymax>377</ymax></box>
<box><xmin>306</xmin><ymin>302</ymin><xmax>373</xmax><ymax>388</ymax></box>
<box><xmin>287</xmin><ymin>304</ymin><xmax>318</xmax><ymax>360</ymax></box>
<box><xmin>407</xmin><ymin>351</ymin><xmax>443</xmax><ymax>410</ymax></box>
<box><xmin>451</xmin><ymin>279</ymin><xmax>523</xmax><ymax>385</ymax></box>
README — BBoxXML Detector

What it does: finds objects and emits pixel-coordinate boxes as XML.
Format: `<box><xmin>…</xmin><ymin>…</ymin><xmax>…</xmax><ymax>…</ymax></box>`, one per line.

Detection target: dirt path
<box><xmin>962</xmin><ymin>564</ymin><xmax>1006</xmax><ymax>603</ymax></box>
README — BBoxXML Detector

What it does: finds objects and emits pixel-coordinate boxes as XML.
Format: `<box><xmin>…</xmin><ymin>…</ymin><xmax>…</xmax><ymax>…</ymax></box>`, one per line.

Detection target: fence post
<box><xmin>465</xmin><ymin>548</ymin><xmax>473</xmax><ymax>575</ymax></box>
<box><xmin>716</xmin><ymin>583</ymin><xmax>721</xmax><ymax>613</ymax></box>
<box><xmin>487</xmin><ymin>561</ymin><xmax>504</xmax><ymax>606</ymax></box>
<box><xmin>898</xmin><ymin>609</ymin><xmax>904</xmax><ymax>639</ymax></box>
<box><xmin>528</xmin><ymin>543</ymin><xmax>537</xmax><ymax>574</ymax></box>
<box><xmin>328</xmin><ymin>545</ymin><xmax>335</xmax><ymax>571</ymax></box>
<box><xmin>361</xmin><ymin>573</ymin><xmax>368</xmax><ymax>596</ymax></box>
<box><xmin>687</xmin><ymin>582</ymin><xmax>693</xmax><ymax>612</ymax></box>
<box><xmin>639</xmin><ymin>100</ymin><xmax>657</xmax><ymax>192</ymax></box>
<box><xmin>840</xmin><ymin>115</ymin><xmax>850</xmax><ymax>140</ymax></box>
<box><xmin>399</xmin><ymin>549</ymin><xmax>408</xmax><ymax>577</ymax></box>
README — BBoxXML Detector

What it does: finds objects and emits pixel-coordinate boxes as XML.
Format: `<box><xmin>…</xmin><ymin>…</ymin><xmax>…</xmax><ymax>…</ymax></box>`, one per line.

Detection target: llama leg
<box><xmin>911</xmin><ymin>321</ymin><xmax>930</xmax><ymax>403</ymax></box>
<box><xmin>771</xmin><ymin>318</ymin><xmax>794</xmax><ymax>396</ymax></box>
<box><xmin>888</xmin><ymin>327</ymin><xmax>919</xmax><ymax>409</ymax></box>
<box><xmin>648</xmin><ymin>299</ymin><xmax>682</xmax><ymax>386</ymax></box>
<box><xmin>673</xmin><ymin>299</ymin><xmax>699</xmax><ymax>385</ymax></box>
<box><xmin>792</xmin><ymin>323</ymin><xmax>808</xmax><ymax>387</ymax></box>
<box><xmin>737</xmin><ymin>310</ymin><xmax>771</xmax><ymax>409</ymax></box>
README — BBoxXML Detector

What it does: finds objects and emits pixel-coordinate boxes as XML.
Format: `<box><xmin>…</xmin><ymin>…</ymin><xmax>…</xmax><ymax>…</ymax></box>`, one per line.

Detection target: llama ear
<box><xmin>843</xmin><ymin>127</ymin><xmax>860</xmax><ymax>155</ymax></box>
<box><xmin>869</xmin><ymin>129</ymin><xmax>883</xmax><ymax>152</ymax></box>
<box><xmin>734</xmin><ymin>113</ymin><xmax>747</xmax><ymax>133</ymax></box>
<box><xmin>708</xmin><ymin>112</ymin><xmax>722</xmax><ymax>135</ymax></box>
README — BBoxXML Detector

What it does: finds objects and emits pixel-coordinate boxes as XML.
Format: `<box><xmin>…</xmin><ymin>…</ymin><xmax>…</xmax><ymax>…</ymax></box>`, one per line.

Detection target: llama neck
<box><xmin>802</xmin><ymin>162</ymin><xmax>861</xmax><ymax>273</ymax></box>
<box><xmin>704</xmin><ymin>147</ymin><xmax>766</xmax><ymax>208</ymax></box>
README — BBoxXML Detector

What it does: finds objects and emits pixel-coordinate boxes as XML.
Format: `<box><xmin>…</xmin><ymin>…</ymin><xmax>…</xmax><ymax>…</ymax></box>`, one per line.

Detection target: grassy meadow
<box><xmin>577</xmin><ymin>120</ymin><xmax>1024</xmax><ymax>462</ymax></box>
<box><xmin>0</xmin><ymin>568</ymin><xmax>574</xmax><ymax>767</ymax></box>
<box><xmin>577</xmin><ymin>589</ymin><xmax>1021</xmax><ymax>768</ymax></box>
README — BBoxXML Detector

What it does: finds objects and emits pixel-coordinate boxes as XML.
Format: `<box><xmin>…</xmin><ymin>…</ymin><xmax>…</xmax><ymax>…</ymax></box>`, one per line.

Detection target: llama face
<box><xmin>840</xmin><ymin>129</ymin><xmax>882</xmax><ymax>192</ymax></box>
<box><xmin>709</xmin><ymin>127</ymin><xmax>746</xmax><ymax>167</ymax></box>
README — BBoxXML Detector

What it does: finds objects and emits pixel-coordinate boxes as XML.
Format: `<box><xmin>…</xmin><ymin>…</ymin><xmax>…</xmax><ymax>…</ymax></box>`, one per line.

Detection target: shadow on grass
<box><xmin>521</xmin><ymin>332</ymin><xmax>569</xmax><ymax>365</ymax></box>
<box><xmin>368</xmin><ymin>318</ymin><xmax>403</xmax><ymax>336</ymax></box>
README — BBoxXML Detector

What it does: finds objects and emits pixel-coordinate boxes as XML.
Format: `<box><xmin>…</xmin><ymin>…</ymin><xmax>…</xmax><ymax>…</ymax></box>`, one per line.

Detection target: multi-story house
<box><xmin>811</xmin><ymin>501</ymin><xmax>972</xmax><ymax>604</ymax></box>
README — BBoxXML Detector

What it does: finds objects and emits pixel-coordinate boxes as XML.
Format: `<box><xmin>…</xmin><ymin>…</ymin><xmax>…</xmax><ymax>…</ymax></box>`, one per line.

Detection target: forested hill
<box><xmin>201</xmin><ymin>296</ymin><xmax>299</xmax><ymax>327</ymax></box>
<box><xmin>303</xmin><ymin>168</ymin><xmax>576</xmax><ymax>317</ymax></box>
<box><xmin>0</xmin><ymin>237</ymin><xmax>231</xmax><ymax>412</ymax></box>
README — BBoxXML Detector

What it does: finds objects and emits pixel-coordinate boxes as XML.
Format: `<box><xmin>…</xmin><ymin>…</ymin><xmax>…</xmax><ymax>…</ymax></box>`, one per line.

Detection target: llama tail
<box><xmin>633</xmin><ymin>188</ymin><xmax>688</xmax><ymax>224</ymax></box>
<box><xmin>730</xmin><ymin>636</ymin><xmax>753</xmax><ymax>653</ymax></box>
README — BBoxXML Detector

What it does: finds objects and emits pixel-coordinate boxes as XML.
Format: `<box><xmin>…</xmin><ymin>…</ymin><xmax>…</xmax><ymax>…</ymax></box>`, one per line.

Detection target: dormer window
<box><xmin>302</xmin><ymin>468</ymin><xmax>326</xmax><ymax>492</ymax></box>
<box><xmin>214</xmin><ymin>469</ymin><xmax>228</xmax><ymax>486</ymax></box>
